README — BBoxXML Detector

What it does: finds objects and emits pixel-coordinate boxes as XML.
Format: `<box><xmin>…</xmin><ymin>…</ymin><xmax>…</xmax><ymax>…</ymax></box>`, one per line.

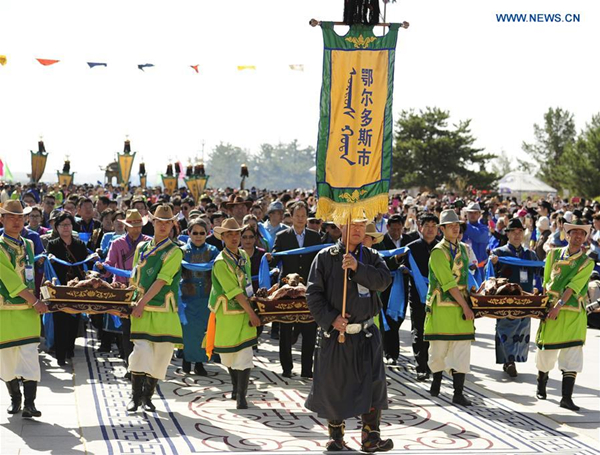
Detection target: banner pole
<box><xmin>309</xmin><ymin>19</ymin><xmax>409</xmax><ymax>29</ymax></box>
<box><xmin>338</xmin><ymin>216</ymin><xmax>352</xmax><ymax>344</ymax></box>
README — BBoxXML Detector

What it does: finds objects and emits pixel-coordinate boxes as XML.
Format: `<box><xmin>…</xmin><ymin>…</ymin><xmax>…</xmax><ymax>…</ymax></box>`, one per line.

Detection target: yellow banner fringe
<box><xmin>316</xmin><ymin>193</ymin><xmax>388</xmax><ymax>226</ymax></box>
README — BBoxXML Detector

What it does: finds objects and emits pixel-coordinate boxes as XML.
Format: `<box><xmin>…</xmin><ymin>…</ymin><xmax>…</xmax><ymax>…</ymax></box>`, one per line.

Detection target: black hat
<box><xmin>539</xmin><ymin>200</ymin><xmax>553</xmax><ymax>212</ymax></box>
<box><xmin>506</xmin><ymin>218</ymin><xmax>525</xmax><ymax>231</ymax></box>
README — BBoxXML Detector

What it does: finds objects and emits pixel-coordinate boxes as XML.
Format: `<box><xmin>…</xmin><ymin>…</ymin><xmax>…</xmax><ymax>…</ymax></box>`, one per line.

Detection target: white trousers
<box><xmin>0</xmin><ymin>344</ymin><xmax>41</xmax><ymax>382</ymax></box>
<box><xmin>219</xmin><ymin>347</ymin><xmax>254</xmax><ymax>371</ymax></box>
<box><xmin>535</xmin><ymin>346</ymin><xmax>583</xmax><ymax>373</ymax></box>
<box><xmin>428</xmin><ymin>340</ymin><xmax>471</xmax><ymax>374</ymax></box>
<box><xmin>128</xmin><ymin>340</ymin><xmax>174</xmax><ymax>380</ymax></box>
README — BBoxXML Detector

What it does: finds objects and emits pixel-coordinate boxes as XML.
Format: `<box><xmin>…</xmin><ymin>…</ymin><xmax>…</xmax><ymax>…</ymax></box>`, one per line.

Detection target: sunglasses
<box><xmin>190</xmin><ymin>231</ymin><xmax>207</xmax><ymax>236</ymax></box>
<box><xmin>241</xmin><ymin>235</ymin><xmax>255</xmax><ymax>240</ymax></box>
<box><xmin>308</xmin><ymin>220</ymin><xmax>321</xmax><ymax>224</ymax></box>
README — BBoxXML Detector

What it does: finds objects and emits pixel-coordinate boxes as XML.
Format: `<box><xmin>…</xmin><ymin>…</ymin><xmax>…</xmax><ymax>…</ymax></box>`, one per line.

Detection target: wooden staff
<box><xmin>309</xmin><ymin>18</ymin><xmax>410</xmax><ymax>29</ymax></box>
<box><xmin>339</xmin><ymin>217</ymin><xmax>352</xmax><ymax>344</ymax></box>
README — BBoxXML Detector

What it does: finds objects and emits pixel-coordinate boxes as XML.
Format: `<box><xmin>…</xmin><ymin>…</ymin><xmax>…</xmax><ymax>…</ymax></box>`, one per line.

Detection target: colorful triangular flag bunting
<box><xmin>138</xmin><ymin>63</ymin><xmax>155</xmax><ymax>71</ymax></box>
<box><xmin>87</xmin><ymin>62</ymin><xmax>107</xmax><ymax>68</ymax></box>
<box><xmin>190</xmin><ymin>65</ymin><xmax>199</xmax><ymax>73</ymax></box>
<box><xmin>36</xmin><ymin>58</ymin><xmax>60</xmax><ymax>66</ymax></box>
<box><xmin>0</xmin><ymin>55</ymin><xmax>7</xmax><ymax>66</ymax></box>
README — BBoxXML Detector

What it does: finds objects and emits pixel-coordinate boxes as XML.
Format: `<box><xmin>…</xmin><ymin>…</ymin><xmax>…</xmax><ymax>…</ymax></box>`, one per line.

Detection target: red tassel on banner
<box><xmin>36</xmin><ymin>58</ymin><xmax>60</xmax><ymax>66</ymax></box>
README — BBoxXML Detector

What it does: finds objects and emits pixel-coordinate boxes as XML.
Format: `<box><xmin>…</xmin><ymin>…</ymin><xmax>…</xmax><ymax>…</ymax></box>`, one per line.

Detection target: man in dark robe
<box><xmin>305</xmin><ymin>218</ymin><xmax>393</xmax><ymax>453</ymax></box>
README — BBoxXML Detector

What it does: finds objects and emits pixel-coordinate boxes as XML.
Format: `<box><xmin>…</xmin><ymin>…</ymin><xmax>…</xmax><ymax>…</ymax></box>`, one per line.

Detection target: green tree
<box><xmin>250</xmin><ymin>140</ymin><xmax>315</xmax><ymax>190</ymax></box>
<box><xmin>559</xmin><ymin>114</ymin><xmax>600</xmax><ymax>198</ymax></box>
<box><xmin>206</xmin><ymin>143</ymin><xmax>250</xmax><ymax>189</ymax></box>
<box><xmin>522</xmin><ymin>107</ymin><xmax>576</xmax><ymax>191</ymax></box>
<box><xmin>392</xmin><ymin>107</ymin><xmax>497</xmax><ymax>191</ymax></box>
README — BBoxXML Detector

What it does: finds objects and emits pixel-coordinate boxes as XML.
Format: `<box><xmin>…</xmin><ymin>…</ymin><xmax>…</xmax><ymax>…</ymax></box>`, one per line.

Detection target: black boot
<box><xmin>451</xmin><ymin>373</ymin><xmax>472</xmax><ymax>406</ymax></box>
<box><xmin>559</xmin><ymin>371</ymin><xmax>580</xmax><ymax>411</ymax></box>
<box><xmin>228</xmin><ymin>368</ymin><xmax>238</xmax><ymax>400</ymax></box>
<box><xmin>325</xmin><ymin>420</ymin><xmax>347</xmax><ymax>451</ymax></box>
<box><xmin>430</xmin><ymin>371</ymin><xmax>442</xmax><ymax>397</ymax></box>
<box><xmin>5</xmin><ymin>379</ymin><xmax>22</xmax><ymax>414</ymax></box>
<box><xmin>536</xmin><ymin>371</ymin><xmax>549</xmax><ymax>400</ymax></box>
<box><xmin>236</xmin><ymin>369</ymin><xmax>251</xmax><ymax>410</ymax></box>
<box><xmin>182</xmin><ymin>360</ymin><xmax>191</xmax><ymax>374</ymax></box>
<box><xmin>127</xmin><ymin>372</ymin><xmax>144</xmax><ymax>412</ymax></box>
<box><xmin>142</xmin><ymin>376</ymin><xmax>159</xmax><ymax>412</ymax></box>
<box><xmin>361</xmin><ymin>408</ymin><xmax>394</xmax><ymax>453</ymax></box>
<box><xmin>21</xmin><ymin>381</ymin><xmax>42</xmax><ymax>418</ymax></box>
<box><xmin>194</xmin><ymin>363</ymin><xmax>208</xmax><ymax>376</ymax></box>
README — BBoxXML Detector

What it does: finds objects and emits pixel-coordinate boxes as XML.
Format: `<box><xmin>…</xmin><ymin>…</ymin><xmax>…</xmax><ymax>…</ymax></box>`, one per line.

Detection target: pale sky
<box><xmin>1</xmin><ymin>0</ymin><xmax>598</xmax><ymax>185</ymax></box>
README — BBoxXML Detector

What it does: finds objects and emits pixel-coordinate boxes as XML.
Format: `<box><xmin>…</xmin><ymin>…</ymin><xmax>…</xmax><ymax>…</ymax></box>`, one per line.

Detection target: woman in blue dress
<box><xmin>180</xmin><ymin>218</ymin><xmax>219</xmax><ymax>375</ymax></box>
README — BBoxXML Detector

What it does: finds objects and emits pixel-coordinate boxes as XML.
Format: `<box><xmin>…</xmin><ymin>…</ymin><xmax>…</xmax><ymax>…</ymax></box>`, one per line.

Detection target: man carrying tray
<box><xmin>535</xmin><ymin>219</ymin><xmax>594</xmax><ymax>411</ymax></box>
<box><xmin>305</xmin><ymin>217</ymin><xmax>393</xmax><ymax>452</ymax></box>
<box><xmin>0</xmin><ymin>200</ymin><xmax>48</xmax><ymax>418</ymax></box>
<box><xmin>489</xmin><ymin>218</ymin><xmax>540</xmax><ymax>378</ymax></box>
<box><xmin>424</xmin><ymin>209</ymin><xmax>475</xmax><ymax>406</ymax></box>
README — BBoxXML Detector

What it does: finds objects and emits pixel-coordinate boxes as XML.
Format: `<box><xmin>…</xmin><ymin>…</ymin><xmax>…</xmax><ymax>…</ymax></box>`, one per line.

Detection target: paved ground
<box><xmin>1</xmin><ymin>316</ymin><xmax>598</xmax><ymax>455</ymax></box>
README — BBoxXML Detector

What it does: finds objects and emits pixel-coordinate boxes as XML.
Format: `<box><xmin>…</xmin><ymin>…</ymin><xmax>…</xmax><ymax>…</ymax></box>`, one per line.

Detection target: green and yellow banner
<box><xmin>315</xmin><ymin>23</ymin><xmax>400</xmax><ymax>224</ymax></box>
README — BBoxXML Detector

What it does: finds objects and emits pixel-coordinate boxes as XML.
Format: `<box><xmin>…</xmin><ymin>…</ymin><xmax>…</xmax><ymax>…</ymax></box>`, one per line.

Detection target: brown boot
<box><xmin>325</xmin><ymin>420</ymin><xmax>347</xmax><ymax>451</ymax></box>
<box><xmin>360</xmin><ymin>408</ymin><xmax>394</xmax><ymax>452</ymax></box>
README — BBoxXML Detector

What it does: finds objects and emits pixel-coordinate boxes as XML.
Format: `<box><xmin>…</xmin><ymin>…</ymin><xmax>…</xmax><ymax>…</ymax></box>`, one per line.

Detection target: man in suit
<box><xmin>380</xmin><ymin>214</ymin><xmax>418</xmax><ymax>365</ymax></box>
<box><xmin>273</xmin><ymin>201</ymin><xmax>322</xmax><ymax>378</ymax></box>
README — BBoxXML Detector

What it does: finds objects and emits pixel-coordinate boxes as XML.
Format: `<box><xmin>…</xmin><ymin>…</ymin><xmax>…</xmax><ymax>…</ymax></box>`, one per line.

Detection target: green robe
<box><xmin>0</xmin><ymin>235</ymin><xmax>40</xmax><ymax>349</ymax></box>
<box><xmin>208</xmin><ymin>248</ymin><xmax>257</xmax><ymax>353</ymax></box>
<box><xmin>424</xmin><ymin>239</ymin><xmax>475</xmax><ymax>341</ymax></box>
<box><xmin>536</xmin><ymin>247</ymin><xmax>594</xmax><ymax>350</ymax></box>
<box><xmin>130</xmin><ymin>238</ymin><xmax>183</xmax><ymax>344</ymax></box>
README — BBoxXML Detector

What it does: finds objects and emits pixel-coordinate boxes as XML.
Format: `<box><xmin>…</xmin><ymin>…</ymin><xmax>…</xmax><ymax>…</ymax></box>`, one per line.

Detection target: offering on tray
<box><xmin>469</xmin><ymin>278</ymin><xmax>549</xmax><ymax>319</ymax></box>
<box><xmin>251</xmin><ymin>273</ymin><xmax>313</xmax><ymax>324</ymax></box>
<box><xmin>41</xmin><ymin>273</ymin><xmax>135</xmax><ymax>317</ymax></box>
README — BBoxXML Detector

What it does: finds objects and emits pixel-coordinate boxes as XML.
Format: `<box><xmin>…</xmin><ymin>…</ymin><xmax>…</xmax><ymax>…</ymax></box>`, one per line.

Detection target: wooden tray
<box><xmin>41</xmin><ymin>284</ymin><xmax>134</xmax><ymax>318</ymax></box>
<box><xmin>251</xmin><ymin>297</ymin><xmax>314</xmax><ymax>324</ymax></box>
<box><xmin>469</xmin><ymin>293</ymin><xmax>549</xmax><ymax>319</ymax></box>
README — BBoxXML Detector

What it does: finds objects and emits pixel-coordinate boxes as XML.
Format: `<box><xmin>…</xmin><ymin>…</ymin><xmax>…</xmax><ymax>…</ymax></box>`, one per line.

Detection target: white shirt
<box><xmin>294</xmin><ymin>228</ymin><xmax>306</xmax><ymax>248</ymax></box>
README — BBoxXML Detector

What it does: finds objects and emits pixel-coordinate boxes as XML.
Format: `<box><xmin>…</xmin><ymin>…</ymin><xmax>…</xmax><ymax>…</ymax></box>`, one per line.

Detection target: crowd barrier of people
<box><xmin>1</xmin><ymin>181</ymin><xmax>599</xmax><ymax>452</ymax></box>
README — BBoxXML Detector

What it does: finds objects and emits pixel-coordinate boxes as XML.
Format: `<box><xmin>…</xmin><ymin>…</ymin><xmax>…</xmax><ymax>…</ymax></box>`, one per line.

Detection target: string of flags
<box><xmin>0</xmin><ymin>55</ymin><xmax>305</xmax><ymax>72</ymax></box>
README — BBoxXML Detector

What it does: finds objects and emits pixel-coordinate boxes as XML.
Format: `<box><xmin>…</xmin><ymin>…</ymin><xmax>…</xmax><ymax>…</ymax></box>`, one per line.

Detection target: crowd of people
<box><xmin>1</xmin><ymin>180</ymin><xmax>599</xmax><ymax>452</ymax></box>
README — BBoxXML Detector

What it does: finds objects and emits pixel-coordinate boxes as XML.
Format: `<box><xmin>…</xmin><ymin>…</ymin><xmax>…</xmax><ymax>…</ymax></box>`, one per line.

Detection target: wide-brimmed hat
<box><xmin>564</xmin><ymin>220</ymin><xmax>592</xmax><ymax>237</ymax></box>
<box><xmin>213</xmin><ymin>218</ymin><xmax>243</xmax><ymax>240</ymax></box>
<box><xmin>225</xmin><ymin>196</ymin><xmax>252</xmax><ymax>210</ymax></box>
<box><xmin>149</xmin><ymin>204</ymin><xmax>178</xmax><ymax>222</ymax></box>
<box><xmin>365</xmin><ymin>222</ymin><xmax>384</xmax><ymax>243</ymax></box>
<box><xmin>505</xmin><ymin>218</ymin><xmax>525</xmax><ymax>231</ymax></box>
<box><xmin>465</xmin><ymin>202</ymin><xmax>482</xmax><ymax>212</ymax></box>
<box><xmin>267</xmin><ymin>201</ymin><xmax>284</xmax><ymax>214</ymax></box>
<box><xmin>118</xmin><ymin>209</ymin><xmax>148</xmax><ymax>228</ymax></box>
<box><xmin>0</xmin><ymin>200</ymin><xmax>32</xmax><ymax>216</ymax></box>
<box><xmin>439</xmin><ymin>209</ymin><xmax>461</xmax><ymax>225</ymax></box>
